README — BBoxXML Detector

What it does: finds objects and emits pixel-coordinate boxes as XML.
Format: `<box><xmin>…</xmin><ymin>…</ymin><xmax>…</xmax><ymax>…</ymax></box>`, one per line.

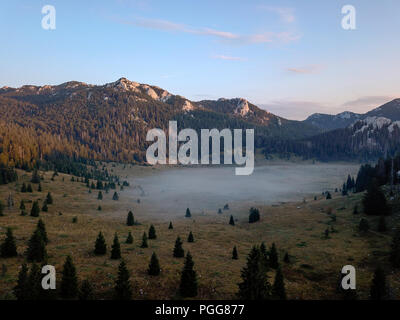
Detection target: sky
<box><xmin>0</xmin><ymin>0</ymin><xmax>399</xmax><ymax>120</ymax></box>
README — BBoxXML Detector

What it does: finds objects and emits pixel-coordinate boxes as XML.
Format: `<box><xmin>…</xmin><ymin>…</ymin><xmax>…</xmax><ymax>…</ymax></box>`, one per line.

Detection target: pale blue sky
<box><xmin>1</xmin><ymin>0</ymin><xmax>399</xmax><ymax>119</ymax></box>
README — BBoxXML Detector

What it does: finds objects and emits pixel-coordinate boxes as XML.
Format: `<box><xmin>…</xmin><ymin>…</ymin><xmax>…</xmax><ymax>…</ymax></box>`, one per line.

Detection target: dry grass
<box><xmin>0</xmin><ymin>165</ymin><xmax>399</xmax><ymax>300</ymax></box>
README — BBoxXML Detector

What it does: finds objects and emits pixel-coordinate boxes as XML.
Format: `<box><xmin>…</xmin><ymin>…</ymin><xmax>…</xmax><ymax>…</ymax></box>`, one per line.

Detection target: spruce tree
<box><xmin>126</xmin><ymin>232</ymin><xmax>133</xmax><ymax>244</ymax></box>
<box><xmin>283</xmin><ymin>252</ymin><xmax>290</xmax><ymax>263</ymax></box>
<box><xmin>46</xmin><ymin>192</ymin><xmax>53</xmax><ymax>204</ymax></box>
<box><xmin>238</xmin><ymin>246</ymin><xmax>271</xmax><ymax>299</ymax></box>
<box><xmin>359</xmin><ymin>218</ymin><xmax>370</xmax><ymax>232</ymax></box>
<box><xmin>353</xmin><ymin>205</ymin><xmax>358</xmax><ymax>215</ymax></box>
<box><xmin>326</xmin><ymin>192</ymin><xmax>332</xmax><ymax>200</ymax></box>
<box><xmin>94</xmin><ymin>232</ymin><xmax>107</xmax><ymax>255</ymax></box>
<box><xmin>185</xmin><ymin>208</ymin><xmax>191</xmax><ymax>218</ymax></box>
<box><xmin>148</xmin><ymin>252</ymin><xmax>161</xmax><ymax>276</ymax></box>
<box><xmin>229</xmin><ymin>215</ymin><xmax>235</xmax><ymax>226</ymax></box>
<box><xmin>378</xmin><ymin>215</ymin><xmax>387</xmax><ymax>232</ymax></box>
<box><xmin>249</xmin><ymin>207</ymin><xmax>260</xmax><ymax>223</ymax></box>
<box><xmin>42</xmin><ymin>201</ymin><xmax>48</xmax><ymax>212</ymax></box>
<box><xmin>260</xmin><ymin>242</ymin><xmax>269</xmax><ymax>269</ymax></box>
<box><xmin>38</xmin><ymin>183</ymin><xmax>42</xmax><ymax>192</ymax></box>
<box><xmin>97</xmin><ymin>191</ymin><xmax>103</xmax><ymax>200</ymax></box>
<box><xmin>21</xmin><ymin>183</ymin><xmax>27</xmax><ymax>193</ymax></box>
<box><xmin>36</xmin><ymin>219</ymin><xmax>48</xmax><ymax>244</ymax></box>
<box><xmin>179</xmin><ymin>252</ymin><xmax>198</xmax><ymax>297</ymax></box>
<box><xmin>31</xmin><ymin>169</ymin><xmax>40</xmax><ymax>183</ymax></box>
<box><xmin>1</xmin><ymin>227</ymin><xmax>18</xmax><ymax>257</ymax></box>
<box><xmin>272</xmin><ymin>267</ymin><xmax>287</xmax><ymax>300</ymax></box>
<box><xmin>141</xmin><ymin>232</ymin><xmax>148</xmax><ymax>248</ymax></box>
<box><xmin>19</xmin><ymin>200</ymin><xmax>25</xmax><ymax>210</ymax></box>
<box><xmin>390</xmin><ymin>228</ymin><xmax>400</xmax><ymax>268</ymax></box>
<box><xmin>111</xmin><ymin>233</ymin><xmax>121</xmax><ymax>259</ymax></box>
<box><xmin>173</xmin><ymin>236</ymin><xmax>184</xmax><ymax>258</ymax></box>
<box><xmin>27</xmin><ymin>263</ymin><xmax>43</xmax><ymax>300</ymax></box>
<box><xmin>14</xmin><ymin>263</ymin><xmax>29</xmax><ymax>300</ymax></box>
<box><xmin>362</xmin><ymin>182</ymin><xmax>390</xmax><ymax>216</ymax></box>
<box><xmin>79</xmin><ymin>279</ymin><xmax>94</xmax><ymax>300</ymax></box>
<box><xmin>370</xmin><ymin>266</ymin><xmax>387</xmax><ymax>300</ymax></box>
<box><xmin>112</xmin><ymin>192</ymin><xmax>119</xmax><ymax>200</ymax></box>
<box><xmin>27</xmin><ymin>184</ymin><xmax>33</xmax><ymax>193</ymax></box>
<box><xmin>232</xmin><ymin>246</ymin><xmax>238</xmax><ymax>260</ymax></box>
<box><xmin>60</xmin><ymin>255</ymin><xmax>78</xmax><ymax>299</ymax></box>
<box><xmin>269</xmin><ymin>243</ymin><xmax>279</xmax><ymax>269</ymax></box>
<box><xmin>148</xmin><ymin>225</ymin><xmax>157</xmax><ymax>239</ymax></box>
<box><xmin>126</xmin><ymin>211</ymin><xmax>134</xmax><ymax>226</ymax></box>
<box><xmin>168</xmin><ymin>221</ymin><xmax>173</xmax><ymax>229</ymax></box>
<box><xmin>26</xmin><ymin>229</ymin><xmax>47</xmax><ymax>262</ymax></box>
<box><xmin>114</xmin><ymin>260</ymin><xmax>132</xmax><ymax>300</ymax></box>
<box><xmin>187</xmin><ymin>231</ymin><xmax>194</xmax><ymax>243</ymax></box>
<box><xmin>0</xmin><ymin>201</ymin><xmax>3</xmax><ymax>216</ymax></box>
<box><xmin>30</xmin><ymin>201</ymin><xmax>40</xmax><ymax>217</ymax></box>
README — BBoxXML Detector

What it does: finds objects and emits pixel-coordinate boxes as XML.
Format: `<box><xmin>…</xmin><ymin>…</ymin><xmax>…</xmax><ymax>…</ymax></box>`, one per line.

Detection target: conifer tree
<box><xmin>27</xmin><ymin>184</ymin><xmax>33</xmax><ymax>193</ymax></box>
<box><xmin>148</xmin><ymin>225</ymin><xmax>157</xmax><ymax>239</ymax></box>
<box><xmin>179</xmin><ymin>252</ymin><xmax>198</xmax><ymax>297</ymax></box>
<box><xmin>94</xmin><ymin>232</ymin><xmax>107</xmax><ymax>255</ymax></box>
<box><xmin>272</xmin><ymin>267</ymin><xmax>287</xmax><ymax>300</ymax></box>
<box><xmin>232</xmin><ymin>246</ymin><xmax>238</xmax><ymax>260</ymax></box>
<box><xmin>19</xmin><ymin>200</ymin><xmax>25</xmax><ymax>210</ymax></box>
<box><xmin>30</xmin><ymin>201</ymin><xmax>40</xmax><ymax>217</ymax></box>
<box><xmin>42</xmin><ymin>201</ymin><xmax>48</xmax><ymax>212</ymax></box>
<box><xmin>283</xmin><ymin>252</ymin><xmax>290</xmax><ymax>264</ymax></box>
<box><xmin>97</xmin><ymin>191</ymin><xmax>103</xmax><ymax>200</ymax></box>
<box><xmin>46</xmin><ymin>192</ymin><xmax>53</xmax><ymax>204</ymax></box>
<box><xmin>238</xmin><ymin>246</ymin><xmax>271</xmax><ymax>300</ymax></box>
<box><xmin>21</xmin><ymin>183</ymin><xmax>27</xmax><ymax>193</ymax></box>
<box><xmin>229</xmin><ymin>215</ymin><xmax>235</xmax><ymax>226</ymax></box>
<box><xmin>1</xmin><ymin>227</ymin><xmax>18</xmax><ymax>257</ymax></box>
<box><xmin>390</xmin><ymin>228</ymin><xmax>400</xmax><ymax>268</ymax></box>
<box><xmin>249</xmin><ymin>207</ymin><xmax>260</xmax><ymax>223</ymax></box>
<box><xmin>26</xmin><ymin>229</ymin><xmax>47</xmax><ymax>262</ymax></box>
<box><xmin>60</xmin><ymin>256</ymin><xmax>78</xmax><ymax>299</ymax></box>
<box><xmin>79</xmin><ymin>279</ymin><xmax>94</xmax><ymax>300</ymax></box>
<box><xmin>31</xmin><ymin>169</ymin><xmax>41</xmax><ymax>183</ymax></box>
<box><xmin>260</xmin><ymin>242</ymin><xmax>269</xmax><ymax>269</ymax></box>
<box><xmin>173</xmin><ymin>236</ymin><xmax>184</xmax><ymax>258</ymax></box>
<box><xmin>36</xmin><ymin>219</ymin><xmax>48</xmax><ymax>244</ymax></box>
<box><xmin>141</xmin><ymin>232</ymin><xmax>148</xmax><ymax>248</ymax></box>
<box><xmin>362</xmin><ymin>182</ymin><xmax>390</xmax><ymax>216</ymax></box>
<box><xmin>342</xmin><ymin>183</ymin><xmax>348</xmax><ymax>196</ymax></box>
<box><xmin>359</xmin><ymin>218</ymin><xmax>370</xmax><ymax>232</ymax></box>
<box><xmin>185</xmin><ymin>208</ymin><xmax>191</xmax><ymax>218</ymax></box>
<box><xmin>114</xmin><ymin>260</ymin><xmax>132</xmax><ymax>300</ymax></box>
<box><xmin>353</xmin><ymin>205</ymin><xmax>358</xmax><ymax>215</ymax></box>
<box><xmin>168</xmin><ymin>221</ymin><xmax>173</xmax><ymax>229</ymax></box>
<box><xmin>370</xmin><ymin>266</ymin><xmax>387</xmax><ymax>300</ymax></box>
<box><xmin>27</xmin><ymin>263</ymin><xmax>42</xmax><ymax>300</ymax></box>
<box><xmin>126</xmin><ymin>232</ymin><xmax>133</xmax><ymax>244</ymax></box>
<box><xmin>97</xmin><ymin>205</ymin><xmax>102</xmax><ymax>211</ymax></box>
<box><xmin>111</xmin><ymin>233</ymin><xmax>121</xmax><ymax>259</ymax></box>
<box><xmin>126</xmin><ymin>211</ymin><xmax>134</xmax><ymax>226</ymax></box>
<box><xmin>38</xmin><ymin>183</ymin><xmax>42</xmax><ymax>192</ymax></box>
<box><xmin>148</xmin><ymin>252</ymin><xmax>161</xmax><ymax>276</ymax></box>
<box><xmin>14</xmin><ymin>263</ymin><xmax>29</xmax><ymax>300</ymax></box>
<box><xmin>187</xmin><ymin>231</ymin><xmax>194</xmax><ymax>243</ymax></box>
<box><xmin>269</xmin><ymin>243</ymin><xmax>279</xmax><ymax>269</ymax></box>
<box><xmin>112</xmin><ymin>192</ymin><xmax>119</xmax><ymax>201</ymax></box>
<box><xmin>326</xmin><ymin>192</ymin><xmax>332</xmax><ymax>199</ymax></box>
<box><xmin>378</xmin><ymin>215</ymin><xmax>387</xmax><ymax>232</ymax></box>
<box><xmin>0</xmin><ymin>201</ymin><xmax>3</xmax><ymax>216</ymax></box>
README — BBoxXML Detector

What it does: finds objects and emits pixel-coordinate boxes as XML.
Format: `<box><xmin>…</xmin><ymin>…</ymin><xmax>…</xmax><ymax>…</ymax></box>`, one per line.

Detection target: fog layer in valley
<box><xmin>129</xmin><ymin>163</ymin><xmax>360</xmax><ymax>218</ymax></box>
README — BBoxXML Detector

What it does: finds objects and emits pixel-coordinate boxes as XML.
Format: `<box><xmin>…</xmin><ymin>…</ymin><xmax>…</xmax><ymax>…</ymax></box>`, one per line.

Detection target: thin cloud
<box><xmin>259</xmin><ymin>6</ymin><xmax>295</xmax><ymax>23</ymax></box>
<box><xmin>286</xmin><ymin>65</ymin><xmax>322</xmax><ymax>75</ymax></box>
<box><xmin>342</xmin><ymin>96</ymin><xmax>395</xmax><ymax>108</ymax></box>
<box><xmin>212</xmin><ymin>55</ymin><xmax>247</xmax><ymax>61</ymax></box>
<box><xmin>260</xmin><ymin>100</ymin><xmax>330</xmax><ymax>120</ymax></box>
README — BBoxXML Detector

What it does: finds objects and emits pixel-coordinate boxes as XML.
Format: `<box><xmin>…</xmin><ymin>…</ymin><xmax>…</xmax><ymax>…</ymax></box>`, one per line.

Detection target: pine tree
<box><xmin>26</xmin><ymin>229</ymin><xmax>47</xmax><ymax>262</ymax></box>
<box><xmin>260</xmin><ymin>242</ymin><xmax>269</xmax><ymax>269</ymax></box>
<box><xmin>27</xmin><ymin>263</ymin><xmax>42</xmax><ymax>300</ymax></box>
<box><xmin>21</xmin><ymin>183</ymin><xmax>27</xmax><ymax>193</ymax></box>
<box><xmin>173</xmin><ymin>236</ymin><xmax>184</xmax><ymax>258</ymax></box>
<box><xmin>111</xmin><ymin>233</ymin><xmax>121</xmax><ymax>259</ymax></box>
<box><xmin>38</xmin><ymin>183</ymin><xmax>42</xmax><ymax>192</ymax></box>
<box><xmin>31</xmin><ymin>169</ymin><xmax>41</xmax><ymax>183</ymax></box>
<box><xmin>179</xmin><ymin>252</ymin><xmax>198</xmax><ymax>297</ymax></box>
<box><xmin>370</xmin><ymin>266</ymin><xmax>387</xmax><ymax>300</ymax></box>
<box><xmin>126</xmin><ymin>211</ymin><xmax>134</xmax><ymax>226</ymax></box>
<box><xmin>272</xmin><ymin>267</ymin><xmax>286</xmax><ymax>300</ymax></box>
<box><xmin>390</xmin><ymin>228</ymin><xmax>400</xmax><ymax>268</ymax></box>
<box><xmin>378</xmin><ymin>215</ymin><xmax>387</xmax><ymax>232</ymax></box>
<box><xmin>342</xmin><ymin>183</ymin><xmax>348</xmax><ymax>196</ymax></box>
<box><xmin>229</xmin><ymin>215</ymin><xmax>235</xmax><ymax>226</ymax></box>
<box><xmin>249</xmin><ymin>207</ymin><xmax>260</xmax><ymax>223</ymax></box>
<box><xmin>112</xmin><ymin>192</ymin><xmax>119</xmax><ymax>201</ymax></box>
<box><xmin>97</xmin><ymin>191</ymin><xmax>103</xmax><ymax>200</ymax></box>
<box><xmin>353</xmin><ymin>205</ymin><xmax>358</xmax><ymax>215</ymax></box>
<box><xmin>359</xmin><ymin>218</ymin><xmax>370</xmax><ymax>232</ymax></box>
<box><xmin>0</xmin><ymin>201</ymin><xmax>3</xmax><ymax>216</ymax></box>
<box><xmin>79</xmin><ymin>279</ymin><xmax>94</xmax><ymax>300</ymax></box>
<box><xmin>42</xmin><ymin>201</ymin><xmax>48</xmax><ymax>212</ymax></box>
<box><xmin>238</xmin><ymin>246</ymin><xmax>271</xmax><ymax>299</ymax></box>
<box><xmin>36</xmin><ymin>219</ymin><xmax>48</xmax><ymax>244</ymax></box>
<box><xmin>269</xmin><ymin>243</ymin><xmax>279</xmax><ymax>269</ymax></box>
<box><xmin>362</xmin><ymin>182</ymin><xmax>390</xmax><ymax>216</ymax></box>
<box><xmin>126</xmin><ymin>232</ymin><xmax>133</xmax><ymax>244</ymax></box>
<box><xmin>97</xmin><ymin>205</ymin><xmax>102</xmax><ymax>211</ymax></box>
<box><xmin>326</xmin><ymin>192</ymin><xmax>332</xmax><ymax>199</ymax></box>
<box><xmin>14</xmin><ymin>264</ymin><xmax>29</xmax><ymax>300</ymax></box>
<box><xmin>232</xmin><ymin>246</ymin><xmax>238</xmax><ymax>260</ymax></box>
<box><xmin>60</xmin><ymin>256</ymin><xmax>78</xmax><ymax>299</ymax></box>
<box><xmin>46</xmin><ymin>192</ymin><xmax>53</xmax><ymax>204</ymax></box>
<box><xmin>19</xmin><ymin>200</ymin><xmax>25</xmax><ymax>210</ymax></box>
<box><xmin>148</xmin><ymin>225</ymin><xmax>157</xmax><ymax>239</ymax></box>
<box><xmin>187</xmin><ymin>231</ymin><xmax>194</xmax><ymax>243</ymax></box>
<box><xmin>283</xmin><ymin>252</ymin><xmax>290</xmax><ymax>263</ymax></box>
<box><xmin>141</xmin><ymin>232</ymin><xmax>148</xmax><ymax>248</ymax></box>
<box><xmin>168</xmin><ymin>221</ymin><xmax>173</xmax><ymax>229</ymax></box>
<box><xmin>185</xmin><ymin>208</ymin><xmax>191</xmax><ymax>218</ymax></box>
<box><xmin>27</xmin><ymin>184</ymin><xmax>33</xmax><ymax>193</ymax></box>
<box><xmin>114</xmin><ymin>260</ymin><xmax>132</xmax><ymax>300</ymax></box>
<box><xmin>94</xmin><ymin>232</ymin><xmax>107</xmax><ymax>255</ymax></box>
<box><xmin>30</xmin><ymin>201</ymin><xmax>40</xmax><ymax>217</ymax></box>
<box><xmin>148</xmin><ymin>252</ymin><xmax>161</xmax><ymax>276</ymax></box>
<box><xmin>1</xmin><ymin>227</ymin><xmax>17</xmax><ymax>257</ymax></box>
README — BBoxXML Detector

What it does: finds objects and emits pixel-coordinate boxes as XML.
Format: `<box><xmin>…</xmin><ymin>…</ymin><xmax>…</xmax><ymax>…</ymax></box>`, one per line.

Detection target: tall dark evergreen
<box><xmin>232</xmin><ymin>246</ymin><xmax>238</xmax><ymax>260</ymax></box>
<box><xmin>0</xmin><ymin>200</ymin><xmax>3</xmax><ymax>216</ymax></box>
<box><xmin>19</xmin><ymin>200</ymin><xmax>25</xmax><ymax>210</ymax></box>
<box><xmin>173</xmin><ymin>236</ymin><xmax>184</xmax><ymax>258</ymax></box>
<box><xmin>111</xmin><ymin>233</ymin><xmax>121</xmax><ymax>259</ymax></box>
<box><xmin>187</xmin><ymin>231</ymin><xmax>194</xmax><ymax>243</ymax></box>
<box><xmin>94</xmin><ymin>232</ymin><xmax>107</xmax><ymax>255</ymax></box>
<box><xmin>21</xmin><ymin>183</ymin><xmax>27</xmax><ymax>193</ymax></box>
<box><xmin>37</xmin><ymin>183</ymin><xmax>42</xmax><ymax>192</ymax></box>
<box><xmin>390</xmin><ymin>228</ymin><xmax>400</xmax><ymax>268</ymax></box>
<box><xmin>26</xmin><ymin>229</ymin><xmax>47</xmax><ymax>262</ymax></box>
<box><xmin>272</xmin><ymin>267</ymin><xmax>286</xmax><ymax>300</ymax></box>
<box><xmin>36</xmin><ymin>219</ymin><xmax>48</xmax><ymax>244</ymax></box>
<box><xmin>27</xmin><ymin>263</ymin><xmax>43</xmax><ymax>300</ymax></box>
<box><xmin>148</xmin><ymin>225</ymin><xmax>157</xmax><ymax>239</ymax></box>
<box><xmin>26</xmin><ymin>184</ymin><xmax>33</xmax><ymax>192</ymax></box>
<box><xmin>1</xmin><ymin>227</ymin><xmax>17</xmax><ymax>257</ymax></box>
<box><xmin>30</xmin><ymin>200</ymin><xmax>40</xmax><ymax>217</ymax></box>
<box><xmin>126</xmin><ymin>232</ymin><xmax>133</xmax><ymax>244</ymax></box>
<box><xmin>249</xmin><ymin>207</ymin><xmax>260</xmax><ymax>223</ymax></box>
<box><xmin>60</xmin><ymin>256</ymin><xmax>79</xmax><ymax>299</ymax></box>
<box><xmin>370</xmin><ymin>266</ymin><xmax>387</xmax><ymax>300</ymax></box>
<box><xmin>269</xmin><ymin>243</ymin><xmax>279</xmax><ymax>269</ymax></box>
<box><xmin>79</xmin><ymin>279</ymin><xmax>94</xmax><ymax>300</ymax></box>
<box><xmin>140</xmin><ymin>232</ymin><xmax>148</xmax><ymax>248</ymax></box>
<box><xmin>378</xmin><ymin>215</ymin><xmax>387</xmax><ymax>232</ymax></box>
<box><xmin>179</xmin><ymin>252</ymin><xmax>198</xmax><ymax>298</ymax></box>
<box><xmin>359</xmin><ymin>218</ymin><xmax>370</xmax><ymax>232</ymax></box>
<box><xmin>45</xmin><ymin>192</ymin><xmax>53</xmax><ymax>204</ymax></box>
<box><xmin>168</xmin><ymin>221</ymin><xmax>173</xmax><ymax>229</ymax></box>
<box><xmin>14</xmin><ymin>264</ymin><xmax>29</xmax><ymax>300</ymax></box>
<box><xmin>185</xmin><ymin>208</ymin><xmax>191</xmax><ymax>218</ymax></box>
<box><xmin>97</xmin><ymin>191</ymin><xmax>103</xmax><ymax>200</ymax></box>
<box><xmin>112</xmin><ymin>192</ymin><xmax>119</xmax><ymax>200</ymax></box>
<box><xmin>114</xmin><ymin>260</ymin><xmax>132</xmax><ymax>300</ymax></box>
<box><xmin>148</xmin><ymin>252</ymin><xmax>161</xmax><ymax>276</ymax></box>
<box><xmin>42</xmin><ymin>201</ymin><xmax>48</xmax><ymax>212</ymax></box>
<box><xmin>126</xmin><ymin>211</ymin><xmax>134</xmax><ymax>226</ymax></box>
<box><xmin>362</xmin><ymin>182</ymin><xmax>390</xmax><ymax>216</ymax></box>
<box><xmin>238</xmin><ymin>246</ymin><xmax>271</xmax><ymax>300</ymax></box>
<box><xmin>31</xmin><ymin>169</ymin><xmax>41</xmax><ymax>183</ymax></box>
<box><xmin>229</xmin><ymin>215</ymin><xmax>235</xmax><ymax>226</ymax></box>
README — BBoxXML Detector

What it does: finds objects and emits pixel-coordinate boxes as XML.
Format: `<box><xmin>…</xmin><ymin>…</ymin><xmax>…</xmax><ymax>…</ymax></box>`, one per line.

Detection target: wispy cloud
<box><xmin>341</xmin><ymin>96</ymin><xmax>395</xmax><ymax>113</ymax></box>
<box><xmin>212</xmin><ymin>55</ymin><xmax>246</xmax><ymax>61</ymax></box>
<box><xmin>259</xmin><ymin>6</ymin><xmax>295</xmax><ymax>23</ymax></box>
<box><xmin>286</xmin><ymin>65</ymin><xmax>322</xmax><ymax>75</ymax></box>
<box><xmin>260</xmin><ymin>100</ymin><xmax>330</xmax><ymax>120</ymax></box>
<box><xmin>118</xmin><ymin>17</ymin><xmax>301</xmax><ymax>45</ymax></box>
